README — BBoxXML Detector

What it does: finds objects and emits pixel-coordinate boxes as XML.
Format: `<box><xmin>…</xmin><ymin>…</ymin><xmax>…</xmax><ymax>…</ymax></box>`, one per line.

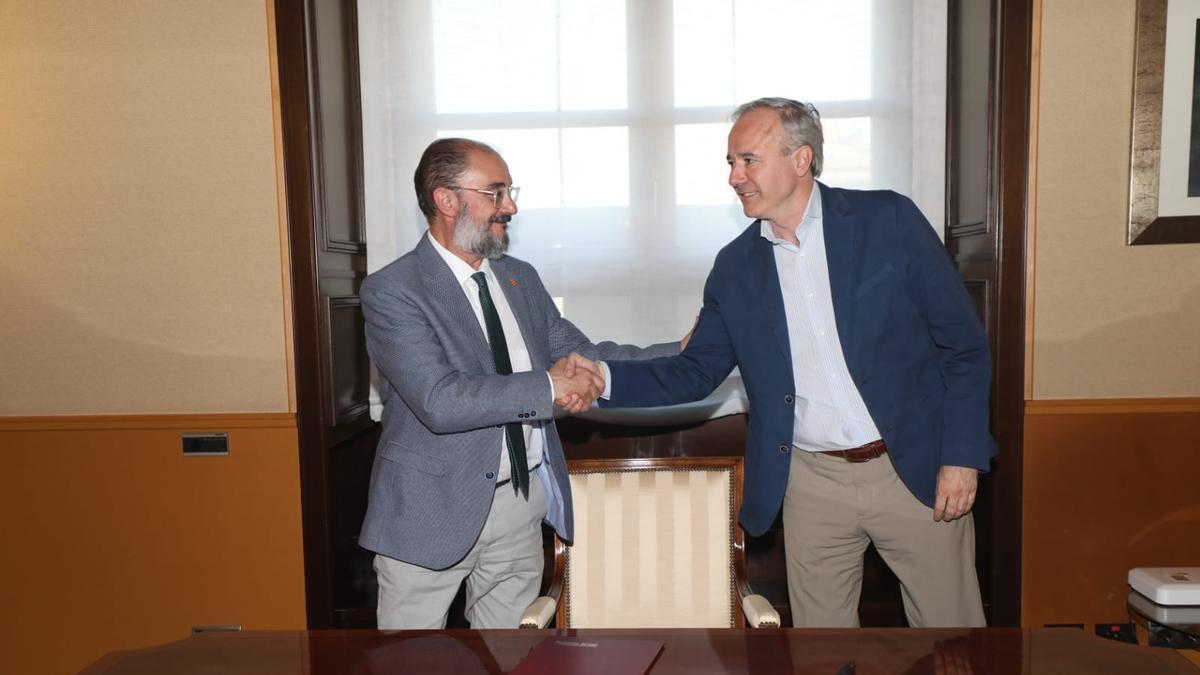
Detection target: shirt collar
<box><xmin>428</xmin><ymin>230</ymin><xmax>492</xmax><ymax>287</ymax></box>
<box><xmin>759</xmin><ymin>183</ymin><xmax>823</xmax><ymax>246</ymax></box>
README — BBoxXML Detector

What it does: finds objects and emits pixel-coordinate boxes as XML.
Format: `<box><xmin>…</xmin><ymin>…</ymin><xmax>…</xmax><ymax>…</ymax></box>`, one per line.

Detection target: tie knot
<box><xmin>470</xmin><ymin>271</ymin><xmax>487</xmax><ymax>289</ymax></box>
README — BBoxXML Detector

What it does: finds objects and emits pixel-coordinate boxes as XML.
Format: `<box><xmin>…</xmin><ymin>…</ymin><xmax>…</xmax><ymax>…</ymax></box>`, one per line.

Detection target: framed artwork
<box><xmin>1128</xmin><ymin>0</ymin><xmax>1200</xmax><ymax>245</ymax></box>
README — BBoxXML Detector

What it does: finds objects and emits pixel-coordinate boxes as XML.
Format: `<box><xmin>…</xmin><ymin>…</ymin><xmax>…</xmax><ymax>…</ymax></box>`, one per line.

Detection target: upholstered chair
<box><xmin>520</xmin><ymin>456</ymin><xmax>780</xmax><ymax>629</ymax></box>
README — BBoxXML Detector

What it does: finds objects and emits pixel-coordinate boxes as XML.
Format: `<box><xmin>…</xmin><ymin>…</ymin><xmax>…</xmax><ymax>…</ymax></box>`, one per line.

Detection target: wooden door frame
<box><xmin>987</xmin><ymin>0</ymin><xmax>1033</xmax><ymax>628</ymax></box>
<box><xmin>945</xmin><ymin>0</ymin><xmax>1032</xmax><ymax>627</ymax></box>
<box><xmin>276</xmin><ymin>0</ymin><xmax>374</xmax><ymax>628</ymax></box>
<box><xmin>275</xmin><ymin>0</ymin><xmax>333</xmax><ymax>627</ymax></box>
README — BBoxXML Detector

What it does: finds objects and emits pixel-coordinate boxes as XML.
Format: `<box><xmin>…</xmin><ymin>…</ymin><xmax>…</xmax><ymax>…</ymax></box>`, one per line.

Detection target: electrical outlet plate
<box><xmin>192</xmin><ymin>625</ymin><xmax>241</xmax><ymax>634</ymax></box>
<box><xmin>182</xmin><ymin>433</ymin><xmax>229</xmax><ymax>456</ymax></box>
<box><xmin>1094</xmin><ymin>622</ymin><xmax>1138</xmax><ymax>644</ymax></box>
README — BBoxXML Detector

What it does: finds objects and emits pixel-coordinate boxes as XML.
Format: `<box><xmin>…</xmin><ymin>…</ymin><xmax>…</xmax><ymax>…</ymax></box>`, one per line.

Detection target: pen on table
<box><xmin>835</xmin><ymin>659</ymin><xmax>855</xmax><ymax>675</ymax></box>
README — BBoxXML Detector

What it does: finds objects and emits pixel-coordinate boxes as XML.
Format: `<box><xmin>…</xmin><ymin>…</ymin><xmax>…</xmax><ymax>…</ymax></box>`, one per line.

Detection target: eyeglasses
<box><xmin>449</xmin><ymin>185</ymin><xmax>520</xmax><ymax>207</ymax></box>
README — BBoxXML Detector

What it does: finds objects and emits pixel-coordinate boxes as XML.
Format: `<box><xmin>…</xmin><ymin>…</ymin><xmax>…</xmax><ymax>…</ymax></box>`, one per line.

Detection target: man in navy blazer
<box><xmin>598</xmin><ymin>98</ymin><xmax>997</xmax><ymax>627</ymax></box>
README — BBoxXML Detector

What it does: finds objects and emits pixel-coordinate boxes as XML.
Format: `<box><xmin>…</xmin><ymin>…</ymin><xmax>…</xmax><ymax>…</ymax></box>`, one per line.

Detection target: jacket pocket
<box><xmin>380</xmin><ymin>441</ymin><xmax>449</xmax><ymax>476</ymax></box>
<box><xmin>854</xmin><ymin>261</ymin><xmax>896</xmax><ymax>298</ymax></box>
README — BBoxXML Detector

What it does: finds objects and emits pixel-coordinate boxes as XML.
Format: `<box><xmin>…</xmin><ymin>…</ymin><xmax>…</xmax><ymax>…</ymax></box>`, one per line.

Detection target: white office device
<box><xmin>1128</xmin><ymin>588</ymin><xmax>1200</xmax><ymax>625</ymax></box>
<box><xmin>1128</xmin><ymin>567</ymin><xmax>1200</xmax><ymax>605</ymax></box>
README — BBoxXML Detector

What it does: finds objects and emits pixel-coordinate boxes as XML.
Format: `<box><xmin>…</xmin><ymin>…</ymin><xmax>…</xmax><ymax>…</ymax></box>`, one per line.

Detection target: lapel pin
<box><xmin>508</xmin><ymin>277</ymin><xmax>518</xmax><ymax>287</ymax></box>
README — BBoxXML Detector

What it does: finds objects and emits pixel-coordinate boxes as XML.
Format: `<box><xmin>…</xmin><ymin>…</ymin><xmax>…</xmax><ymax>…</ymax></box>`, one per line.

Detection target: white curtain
<box><xmin>359</xmin><ymin>0</ymin><xmax>946</xmax><ymax>423</ymax></box>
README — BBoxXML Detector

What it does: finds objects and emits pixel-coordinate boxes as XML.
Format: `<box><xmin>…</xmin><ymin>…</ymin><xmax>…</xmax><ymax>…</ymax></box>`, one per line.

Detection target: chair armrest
<box><xmin>740</xmin><ymin>594</ymin><xmax>781</xmax><ymax>628</ymax></box>
<box><xmin>519</xmin><ymin>596</ymin><xmax>557</xmax><ymax>629</ymax></box>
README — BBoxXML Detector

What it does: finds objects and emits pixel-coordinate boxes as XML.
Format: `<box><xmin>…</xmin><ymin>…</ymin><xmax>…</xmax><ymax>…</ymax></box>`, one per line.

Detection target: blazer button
<box><xmin>784</xmin><ymin>394</ymin><xmax>794</xmax><ymax>405</ymax></box>
<box><xmin>778</xmin><ymin>445</ymin><xmax>790</xmax><ymax>454</ymax></box>
<box><xmin>530</xmin><ymin>410</ymin><xmax>537</xmax><ymax>416</ymax></box>
<box><xmin>485</xmin><ymin>471</ymin><xmax>495</xmax><ymax>480</ymax></box>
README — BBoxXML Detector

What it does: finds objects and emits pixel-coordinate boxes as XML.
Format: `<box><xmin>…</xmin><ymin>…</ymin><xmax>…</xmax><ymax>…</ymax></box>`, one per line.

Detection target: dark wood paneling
<box><xmin>946</xmin><ymin>0</ymin><xmax>996</xmax><ymax>240</ymax></box>
<box><xmin>275</xmin><ymin>0</ymin><xmax>377</xmax><ymax>629</ymax></box>
<box><xmin>311</xmin><ymin>0</ymin><xmax>366</xmax><ymax>254</ymax></box>
<box><xmin>326</xmin><ymin>296</ymin><xmax>370</xmax><ymax>426</ymax></box>
<box><xmin>964</xmin><ymin>279</ymin><xmax>990</xmax><ymax>325</ymax></box>
<box><xmin>329</xmin><ymin>423</ymin><xmax>380</xmax><ymax>625</ymax></box>
<box><xmin>987</xmin><ymin>0</ymin><xmax>1032</xmax><ymax>629</ymax></box>
<box><xmin>945</xmin><ymin>0</ymin><xmax>1032</xmax><ymax>628</ymax></box>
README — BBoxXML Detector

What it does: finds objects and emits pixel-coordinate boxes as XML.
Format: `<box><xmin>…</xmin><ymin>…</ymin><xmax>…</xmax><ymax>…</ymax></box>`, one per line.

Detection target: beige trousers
<box><xmin>374</xmin><ymin>475</ymin><xmax>547</xmax><ymax>629</ymax></box>
<box><xmin>782</xmin><ymin>448</ymin><xmax>986</xmax><ymax>628</ymax></box>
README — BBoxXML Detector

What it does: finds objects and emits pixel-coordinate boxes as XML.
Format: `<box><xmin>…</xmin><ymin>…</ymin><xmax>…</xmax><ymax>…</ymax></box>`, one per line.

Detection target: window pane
<box><xmin>432</xmin><ymin>0</ymin><xmax>626</xmax><ymax>113</ymax></box>
<box><xmin>673</xmin><ymin>0</ymin><xmax>735</xmax><ymax>108</ymax></box>
<box><xmin>820</xmin><ymin>117</ymin><xmax>871</xmax><ymax>189</ymax></box>
<box><xmin>562</xmin><ymin>127</ymin><xmax>630</xmax><ymax>207</ymax></box>
<box><xmin>433</xmin><ymin>0</ymin><xmax>557</xmax><ymax>113</ymax></box>
<box><xmin>675</xmin><ymin>123</ymin><xmax>735</xmax><ymax>206</ymax></box>
<box><xmin>674</xmin><ymin>0</ymin><xmax>872</xmax><ymax>107</ymax></box>
<box><xmin>440</xmin><ymin>127</ymin><xmax>629</xmax><ymax>208</ymax></box>
<box><xmin>560</xmin><ymin>0</ymin><xmax>627</xmax><ymax>110</ymax></box>
<box><xmin>439</xmin><ymin>128</ymin><xmax>562</xmax><ymax>208</ymax></box>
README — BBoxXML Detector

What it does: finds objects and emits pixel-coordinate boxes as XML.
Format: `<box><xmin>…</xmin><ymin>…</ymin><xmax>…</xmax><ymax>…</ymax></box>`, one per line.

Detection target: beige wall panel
<box><xmin>1033</xmin><ymin>0</ymin><xmax>1200</xmax><ymax>399</ymax></box>
<box><xmin>0</xmin><ymin>1</ymin><xmax>289</xmax><ymax>414</ymax></box>
<box><xmin>0</xmin><ymin>415</ymin><xmax>306</xmax><ymax>675</ymax></box>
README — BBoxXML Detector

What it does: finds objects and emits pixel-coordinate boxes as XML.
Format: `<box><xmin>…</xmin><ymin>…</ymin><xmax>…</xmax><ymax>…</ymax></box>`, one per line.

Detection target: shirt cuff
<box><xmin>599</xmin><ymin>361</ymin><xmax>612</xmax><ymax>400</ymax></box>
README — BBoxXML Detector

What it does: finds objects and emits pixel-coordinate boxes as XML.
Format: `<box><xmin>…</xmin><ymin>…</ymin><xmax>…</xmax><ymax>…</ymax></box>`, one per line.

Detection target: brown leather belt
<box><xmin>813</xmin><ymin>439</ymin><xmax>887</xmax><ymax>463</ymax></box>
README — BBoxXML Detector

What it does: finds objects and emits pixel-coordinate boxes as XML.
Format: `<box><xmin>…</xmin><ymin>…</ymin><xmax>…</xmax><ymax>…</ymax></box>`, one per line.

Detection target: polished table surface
<box><xmin>80</xmin><ymin>627</ymin><xmax>1198</xmax><ymax>674</ymax></box>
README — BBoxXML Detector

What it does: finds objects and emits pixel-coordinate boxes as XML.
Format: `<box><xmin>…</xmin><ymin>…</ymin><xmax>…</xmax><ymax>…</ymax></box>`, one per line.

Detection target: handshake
<box><xmin>550</xmin><ymin>353</ymin><xmax>605</xmax><ymax>414</ymax></box>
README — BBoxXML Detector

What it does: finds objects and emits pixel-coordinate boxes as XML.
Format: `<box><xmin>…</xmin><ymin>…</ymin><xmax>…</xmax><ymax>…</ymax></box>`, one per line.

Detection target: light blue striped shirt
<box><xmin>761</xmin><ymin>187</ymin><xmax>882</xmax><ymax>451</ymax></box>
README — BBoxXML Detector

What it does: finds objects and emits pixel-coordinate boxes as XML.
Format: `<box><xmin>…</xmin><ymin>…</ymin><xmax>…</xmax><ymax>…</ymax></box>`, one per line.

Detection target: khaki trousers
<box><xmin>782</xmin><ymin>448</ymin><xmax>985</xmax><ymax>628</ymax></box>
<box><xmin>374</xmin><ymin>475</ymin><xmax>547</xmax><ymax>629</ymax></box>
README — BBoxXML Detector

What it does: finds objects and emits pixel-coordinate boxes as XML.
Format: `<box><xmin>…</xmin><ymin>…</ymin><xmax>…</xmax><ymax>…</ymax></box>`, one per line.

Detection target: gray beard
<box><xmin>452</xmin><ymin>203</ymin><xmax>509</xmax><ymax>260</ymax></box>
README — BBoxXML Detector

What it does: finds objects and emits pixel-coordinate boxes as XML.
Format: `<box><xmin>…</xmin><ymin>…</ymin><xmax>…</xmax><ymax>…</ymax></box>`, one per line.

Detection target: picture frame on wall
<box><xmin>1128</xmin><ymin>0</ymin><xmax>1200</xmax><ymax>245</ymax></box>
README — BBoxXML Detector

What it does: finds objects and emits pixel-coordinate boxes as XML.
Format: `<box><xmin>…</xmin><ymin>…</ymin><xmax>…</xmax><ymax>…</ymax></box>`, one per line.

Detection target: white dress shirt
<box><xmin>764</xmin><ymin>187</ymin><xmax>881</xmax><ymax>451</ymax></box>
<box><xmin>429</xmin><ymin>235</ymin><xmax>544</xmax><ymax>480</ymax></box>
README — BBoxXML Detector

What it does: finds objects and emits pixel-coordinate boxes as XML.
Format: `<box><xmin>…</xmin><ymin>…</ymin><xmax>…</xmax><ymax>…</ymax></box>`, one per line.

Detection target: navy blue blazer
<box><xmin>604</xmin><ymin>183</ymin><xmax>998</xmax><ymax>536</ymax></box>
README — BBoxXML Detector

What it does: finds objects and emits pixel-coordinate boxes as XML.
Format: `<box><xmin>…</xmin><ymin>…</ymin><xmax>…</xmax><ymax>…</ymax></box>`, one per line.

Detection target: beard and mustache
<box><xmin>452</xmin><ymin>199</ymin><xmax>510</xmax><ymax>260</ymax></box>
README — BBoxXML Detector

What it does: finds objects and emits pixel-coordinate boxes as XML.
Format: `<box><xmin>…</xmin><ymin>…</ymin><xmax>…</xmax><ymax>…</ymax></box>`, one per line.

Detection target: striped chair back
<box><xmin>560</xmin><ymin>457</ymin><xmax>743</xmax><ymax>628</ymax></box>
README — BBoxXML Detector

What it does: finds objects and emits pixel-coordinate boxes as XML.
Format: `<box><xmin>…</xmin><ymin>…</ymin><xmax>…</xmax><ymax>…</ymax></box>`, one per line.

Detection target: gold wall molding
<box><xmin>0</xmin><ymin>412</ymin><xmax>296</xmax><ymax>432</ymax></box>
<box><xmin>1024</xmin><ymin>397</ymin><xmax>1200</xmax><ymax>416</ymax></box>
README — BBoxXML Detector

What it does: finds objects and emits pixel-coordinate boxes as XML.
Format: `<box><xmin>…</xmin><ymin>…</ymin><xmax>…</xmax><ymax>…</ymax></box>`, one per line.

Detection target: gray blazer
<box><xmin>359</xmin><ymin>233</ymin><xmax>677</xmax><ymax>569</ymax></box>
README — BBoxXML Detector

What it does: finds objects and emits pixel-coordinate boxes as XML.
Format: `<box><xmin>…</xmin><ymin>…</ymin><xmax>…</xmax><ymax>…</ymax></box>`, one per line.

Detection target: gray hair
<box><xmin>414</xmin><ymin>137</ymin><xmax>498</xmax><ymax>220</ymax></box>
<box><xmin>732</xmin><ymin>97</ymin><xmax>824</xmax><ymax>177</ymax></box>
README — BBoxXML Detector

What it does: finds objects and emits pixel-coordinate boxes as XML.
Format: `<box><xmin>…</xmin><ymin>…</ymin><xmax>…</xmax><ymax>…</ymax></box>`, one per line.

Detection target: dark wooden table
<box><xmin>80</xmin><ymin>627</ymin><xmax>1198</xmax><ymax>674</ymax></box>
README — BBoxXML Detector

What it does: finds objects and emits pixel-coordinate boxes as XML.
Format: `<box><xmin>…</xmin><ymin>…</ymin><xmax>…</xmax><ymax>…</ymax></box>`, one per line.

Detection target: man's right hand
<box><xmin>550</xmin><ymin>353</ymin><xmax>605</xmax><ymax>413</ymax></box>
<box><xmin>681</xmin><ymin>314</ymin><xmax>699</xmax><ymax>351</ymax></box>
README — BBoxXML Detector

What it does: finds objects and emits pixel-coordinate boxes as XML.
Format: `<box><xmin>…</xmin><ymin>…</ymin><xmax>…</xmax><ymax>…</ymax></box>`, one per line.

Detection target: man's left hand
<box><xmin>933</xmin><ymin>465</ymin><xmax>978</xmax><ymax>522</ymax></box>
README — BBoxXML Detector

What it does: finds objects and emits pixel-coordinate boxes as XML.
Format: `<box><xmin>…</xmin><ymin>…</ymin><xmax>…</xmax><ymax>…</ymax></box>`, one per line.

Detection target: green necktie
<box><xmin>470</xmin><ymin>271</ymin><xmax>530</xmax><ymax>499</ymax></box>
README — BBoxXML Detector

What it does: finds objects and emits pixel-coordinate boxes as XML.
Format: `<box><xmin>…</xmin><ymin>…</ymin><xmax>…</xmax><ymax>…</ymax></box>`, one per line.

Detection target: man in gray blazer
<box><xmin>359</xmin><ymin>138</ymin><xmax>681</xmax><ymax>629</ymax></box>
